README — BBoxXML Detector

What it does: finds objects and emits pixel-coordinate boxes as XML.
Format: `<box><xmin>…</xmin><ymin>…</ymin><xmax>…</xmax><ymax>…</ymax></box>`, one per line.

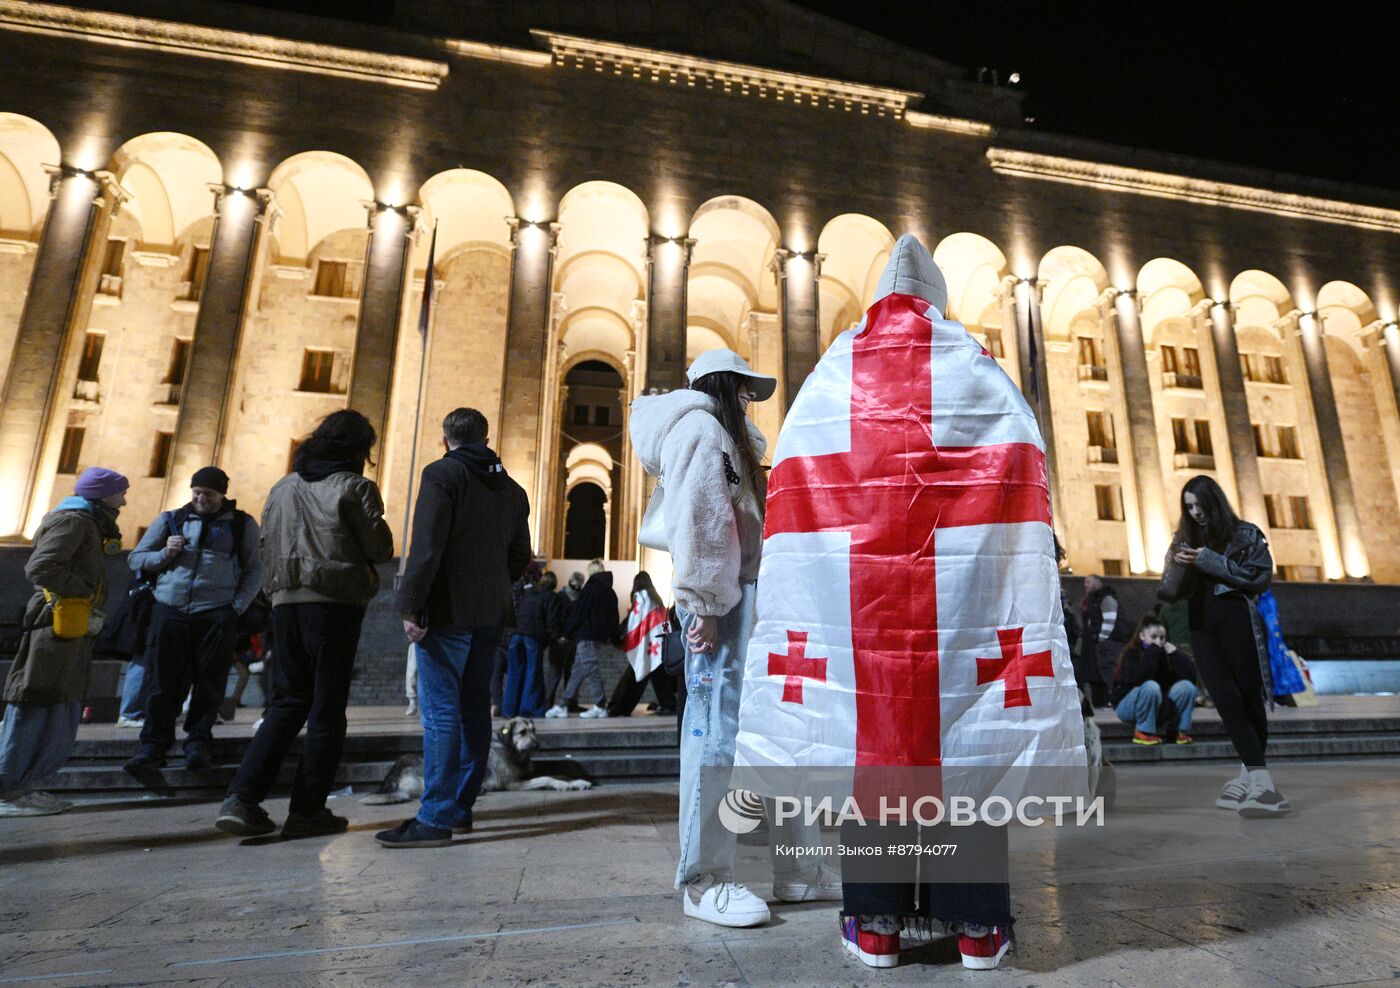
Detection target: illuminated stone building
<box><xmin>2</xmin><ymin>0</ymin><xmax>1399</xmax><ymax>592</ymax></box>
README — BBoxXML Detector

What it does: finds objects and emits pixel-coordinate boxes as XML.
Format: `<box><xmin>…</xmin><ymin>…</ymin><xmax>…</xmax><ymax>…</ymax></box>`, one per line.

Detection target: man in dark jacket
<box><xmin>503</xmin><ymin>570</ymin><xmax>562</xmax><ymax>717</ymax></box>
<box><xmin>376</xmin><ymin>407</ymin><xmax>531</xmax><ymax>848</ymax></box>
<box><xmin>542</xmin><ymin>573</ymin><xmax>580</xmax><ymax>713</ymax></box>
<box><xmin>125</xmin><ymin>466</ymin><xmax>263</xmax><ymax>775</ymax></box>
<box><xmin>216</xmin><ymin>410</ymin><xmax>394</xmax><ymax>838</ymax></box>
<box><xmin>550</xmin><ymin>560</ymin><xmax>617</xmax><ymax>719</ymax></box>
<box><xmin>1077</xmin><ymin>575</ymin><xmax>1124</xmax><ymax>708</ymax></box>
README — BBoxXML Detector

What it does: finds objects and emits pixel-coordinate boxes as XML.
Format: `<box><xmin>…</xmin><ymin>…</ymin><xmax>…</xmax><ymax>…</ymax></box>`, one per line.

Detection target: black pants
<box><xmin>841</xmin><ymin>821</ymin><xmax>1012</xmax><ymax>930</ymax></box>
<box><xmin>140</xmin><ymin>603</ymin><xmax>237</xmax><ymax>755</ymax></box>
<box><xmin>1190</xmin><ymin>595</ymin><xmax>1267</xmax><ymax>767</ymax></box>
<box><xmin>607</xmin><ymin>665</ymin><xmax>677</xmax><ymax>717</ymax></box>
<box><xmin>544</xmin><ymin>638</ymin><xmax>575</xmax><ymax>708</ymax></box>
<box><xmin>228</xmin><ymin>603</ymin><xmax>365</xmax><ymax>816</ymax></box>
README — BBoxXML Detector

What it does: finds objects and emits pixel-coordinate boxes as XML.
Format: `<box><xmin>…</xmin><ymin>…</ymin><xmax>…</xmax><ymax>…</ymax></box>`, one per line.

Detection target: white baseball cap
<box><xmin>685</xmin><ymin>348</ymin><xmax>777</xmax><ymax>402</ymax></box>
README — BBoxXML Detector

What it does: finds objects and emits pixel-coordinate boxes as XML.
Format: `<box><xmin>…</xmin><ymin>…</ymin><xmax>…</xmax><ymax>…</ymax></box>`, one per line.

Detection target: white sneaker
<box><xmin>116</xmin><ymin>717</ymin><xmax>144</xmax><ymax>728</ymax></box>
<box><xmin>773</xmin><ymin>873</ymin><xmax>843</xmax><ymax>902</ymax></box>
<box><xmin>0</xmin><ymin>792</ymin><xmax>69</xmax><ymax>816</ymax></box>
<box><xmin>1238</xmin><ymin>784</ymin><xmax>1291</xmax><ymax>817</ymax></box>
<box><xmin>545</xmin><ymin>705</ymin><xmax>568</xmax><ymax>719</ymax></box>
<box><xmin>404</xmin><ymin>700</ymin><xmax>418</xmax><ymax>717</ymax></box>
<box><xmin>247</xmin><ymin>661</ymin><xmax>266</xmax><ymax>674</ymax></box>
<box><xmin>580</xmin><ymin>705</ymin><xmax>609</xmax><ymax>719</ymax></box>
<box><xmin>683</xmin><ymin>877</ymin><xmax>771</xmax><ymax>927</ymax></box>
<box><xmin>1216</xmin><ymin>776</ymin><xmax>1250</xmax><ymax>810</ymax></box>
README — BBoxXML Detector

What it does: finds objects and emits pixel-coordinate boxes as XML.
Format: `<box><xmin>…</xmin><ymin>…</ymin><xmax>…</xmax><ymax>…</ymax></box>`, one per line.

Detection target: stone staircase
<box><xmin>44</xmin><ymin>700</ymin><xmax>1400</xmax><ymax>796</ymax></box>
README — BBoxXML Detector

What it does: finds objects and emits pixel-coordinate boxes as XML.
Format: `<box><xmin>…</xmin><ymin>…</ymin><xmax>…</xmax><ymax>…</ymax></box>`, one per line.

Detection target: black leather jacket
<box><xmin>1158</xmin><ymin>522</ymin><xmax>1275</xmax><ymax>701</ymax></box>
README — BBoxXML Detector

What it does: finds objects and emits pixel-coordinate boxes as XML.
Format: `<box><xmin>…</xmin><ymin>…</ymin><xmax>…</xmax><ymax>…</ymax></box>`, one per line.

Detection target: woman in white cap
<box><xmin>632</xmin><ymin>349</ymin><xmax>834</xmax><ymax>927</ymax></box>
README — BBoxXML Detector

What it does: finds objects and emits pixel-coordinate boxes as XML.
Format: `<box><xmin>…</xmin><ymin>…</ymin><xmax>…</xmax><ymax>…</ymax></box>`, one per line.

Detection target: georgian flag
<box><xmin>623</xmin><ymin>594</ymin><xmax>668</xmax><ymax>681</ymax></box>
<box><xmin>733</xmin><ymin>235</ymin><xmax>1085</xmax><ymax>804</ymax></box>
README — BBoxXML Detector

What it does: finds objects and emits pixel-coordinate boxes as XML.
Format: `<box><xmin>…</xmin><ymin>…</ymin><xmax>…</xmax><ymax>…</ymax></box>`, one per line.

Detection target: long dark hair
<box><xmin>1114</xmin><ymin>613</ymin><xmax>1166</xmax><ymax>682</ymax></box>
<box><xmin>293</xmin><ymin>409</ymin><xmax>377</xmax><ymax>473</ymax></box>
<box><xmin>632</xmin><ymin>571</ymin><xmax>664</xmax><ymax>611</ymax></box>
<box><xmin>1175</xmin><ymin>475</ymin><xmax>1240</xmax><ymax>551</ymax></box>
<box><xmin>690</xmin><ymin>370</ymin><xmax>763</xmax><ymax>503</ymax></box>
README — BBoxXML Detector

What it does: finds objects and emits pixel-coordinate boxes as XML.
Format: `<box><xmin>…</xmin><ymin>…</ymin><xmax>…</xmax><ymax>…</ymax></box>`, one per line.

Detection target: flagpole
<box><xmin>396</xmin><ymin>221</ymin><xmax>438</xmax><ymax>583</ymax></box>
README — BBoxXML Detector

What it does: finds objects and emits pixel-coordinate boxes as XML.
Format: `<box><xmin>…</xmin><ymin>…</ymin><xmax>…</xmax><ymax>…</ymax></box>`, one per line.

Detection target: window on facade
<box><xmin>1171</xmin><ymin>418</ymin><xmax>1190</xmax><ymax>454</ymax></box>
<box><xmin>1264</xmin><ymin>494</ymin><xmax>1285</xmax><ymax>528</ymax></box>
<box><xmin>572</xmin><ymin>404</ymin><xmax>590</xmax><ymax>426</ymax></box>
<box><xmin>1242</xmin><ymin>352</ymin><xmax>1289</xmax><ymax>384</ymax></box>
<box><xmin>1078</xmin><ymin>336</ymin><xmax>1104</xmax><ymax>368</ymax></box>
<box><xmin>1264</xmin><ymin>355</ymin><xmax>1287</xmax><ymax>384</ymax></box>
<box><xmin>985</xmin><ymin>329</ymin><xmax>1005</xmax><ymax>358</ymax></box>
<box><xmin>593</xmin><ymin>406</ymin><xmax>611</xmax><ymax>427</ymax></box>
<box><xmin>1277</xmin><ymin>425</ymin><xmax>1300</xmax><ymax>459</ymax></box>
<box><xmin>97</xmin><ymin>238</ymin><xmax>125</xmax><ymax>296</ymax></box>
<box><xmin>287</xmin><ymin>439</ymin><xmax>303</xmax><ymax>473</ymax></box>
<box><xmin>185</xmin><ymin>246</ymin><xmax>210</xmax><ymax>301</ymax></box>
<box><xmin>149</xmin><ymin>431</ymin><xmax>174</xmax><ymax>478</ymax></box>
<box><xmin>1182</xmin><ymin>347</ymin><xmax>1201</xmax><ymax>377</ymax></box>
<box><xmin>1162</xmin><ymin>345</ymin><xmax>1180</xmax><ymax>373</ymax></box>
<box><xmin>57</xmin><ymin>426</ymin><xmax>84</xmax><ymax>474</ymax></box>
<box><xmin>1102</xmin><ymin>559</ymin><xmax>1127</xmax><ymax>577</ymax></box>
<box><xmin>1086</xmin><ymin>410</ymin><xmax>1115</xmax><ymax>448</ymax></box>
<box><xmin>312</xmin><ymin>259</ymin><xmax>360</xmax><ymax>299</ymax></box>
<box><xmin>1194</xmin><ymin>421</ymin><xmax>1214</xmax><ymax>456</ymax></box>
<box><xmin>76</xmin><ymin>333</ymin><xmax>104</xmax><ymax>382</ymax></box>
<box><xmin>297</xmin><ymin>349</ymin><xmax>348</xmax><ymax>394</ymax></box>
<box><xmin>1289</xmin><ymin>496</ymin><xmax>1313</xmax><ymax>530</ymax></box>
<box><xmin>1254</xmin><ymin>423</ymin><xmax>1301</xmax><ymax>458</ymax></box>
<box><xmin>163</xmin><ymin>338</ymin><xmax>191</xmax><ymax>386</ymax></box>
<box><xmin>1094</xmin><ymin>484</ymin><xmax>1123</xmax><ymax>521</ymax></box>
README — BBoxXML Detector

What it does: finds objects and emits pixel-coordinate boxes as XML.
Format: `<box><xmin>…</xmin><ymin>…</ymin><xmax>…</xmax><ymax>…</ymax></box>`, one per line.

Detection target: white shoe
<box><xmin>1216</xmin><ymin>776</ymin><xmax>1250</xmax><ymax>810</ymax></box>
<box><xmin>545</xmin><ymin>705</ymin><xmax>568</xmax><ymax>719</ymax></box>
<box><xmin>0</xmin><ymin>792</ymin><xmax>69</xmax><ymax>817</ymax></box>
<box><xmin>1238</xmin><ymin>784</ymin><xmax>1291</xmax><ymax>817</ymax></box>
<box><xmin>116</xmin><ymin>717</ymin><xmax>144</xmax><ymax>729</ymax></box>
<box><xmin>683</xmin><ymin>877</ymin><xmax>771</xmax><ymax>927</ymax></box>
<box><xmin>251</xmin><ymin>717</ymin><xmax>264</xmax><ymax>733</ymax></box>
<box><xmin>773</xmin><ymin>873</ymin><xmax>843</xmax><ymax>902</ymax></box>
<box><xmin>404</xmin><ymin>700</ymin><xmax>418</xmax><ymax>717</ymax></box>
<box><xmin>580</xmin><ymin>705</ymin><xmax>609</xmax><ymax>719</ymax></box>
<box><xmin>247</xmin><ymin>661</ymin><xmax>266</xmax><ymax>674</ymax></box>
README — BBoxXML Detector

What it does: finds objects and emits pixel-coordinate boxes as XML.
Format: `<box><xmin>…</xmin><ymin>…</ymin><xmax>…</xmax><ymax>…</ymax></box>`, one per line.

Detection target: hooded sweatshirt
<box><xmin>629</xmin><ymin>390</ymin><xmax>767</xmax><ymax>617</ymax></box>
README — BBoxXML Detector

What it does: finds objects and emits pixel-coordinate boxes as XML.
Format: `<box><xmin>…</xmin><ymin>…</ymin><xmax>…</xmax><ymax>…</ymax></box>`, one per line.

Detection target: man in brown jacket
<box><xmin>216</xmin><ymin>410</ymin><xmax>393</xmax><ymax>838</ymax></box>
<box><xmin>0</xmin><ymin>467</ymin><xmax>129</xmax><ymax>816</ymax></box>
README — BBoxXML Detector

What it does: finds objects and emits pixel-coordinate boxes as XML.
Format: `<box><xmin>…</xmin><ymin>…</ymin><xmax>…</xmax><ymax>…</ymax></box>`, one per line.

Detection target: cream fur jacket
<box><xmin>630</xmin><ymin>390</ymin><xmax>767</xmax><ymax>618</ymax></box>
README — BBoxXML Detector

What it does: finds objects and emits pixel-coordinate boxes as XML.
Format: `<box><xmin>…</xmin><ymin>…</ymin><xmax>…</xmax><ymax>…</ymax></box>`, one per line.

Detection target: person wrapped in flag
<box><xmin>605</xmin><ymin>572</ymin><xmax>678</xmax><ymax>717</ymax></box>
<box><xmin>732</xmin><ymin>235</ymin><xmax>1086</xmax><ymax>970</ymax></box>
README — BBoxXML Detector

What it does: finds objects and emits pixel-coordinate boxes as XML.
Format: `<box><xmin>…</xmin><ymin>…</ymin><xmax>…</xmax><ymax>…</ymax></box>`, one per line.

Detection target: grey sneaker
<box><xmin>1216</xmin><ymin>777</ymin><xmax>1250</xmax><ymax>810</ymax></box>
<box><xmin>215</xmin><ymin>795</ymin><xmax>277</xmax><ymax>837</ymax></box>
<box><xmin>22</xmin><ymin>791</ymin><xmax>72</xmax><ymax>814</ymax></box>
<box><xmin>1238</xmin><ymin>784</ymin><xmax>1290</xmax><ymax>818</ymax></box>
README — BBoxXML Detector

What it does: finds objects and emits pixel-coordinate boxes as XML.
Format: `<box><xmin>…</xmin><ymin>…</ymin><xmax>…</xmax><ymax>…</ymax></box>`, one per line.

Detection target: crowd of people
<box><xmin>0</xmin><ymin>263</ymin><xmax>1295</xmax><ymax>972</ymax></box>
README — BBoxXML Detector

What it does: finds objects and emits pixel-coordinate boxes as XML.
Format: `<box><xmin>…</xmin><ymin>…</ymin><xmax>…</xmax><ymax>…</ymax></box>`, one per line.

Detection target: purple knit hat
<box><xmin>74</xmin><ymin>466</ymin><xmax>130</xmax><ymax>500</ymax></box>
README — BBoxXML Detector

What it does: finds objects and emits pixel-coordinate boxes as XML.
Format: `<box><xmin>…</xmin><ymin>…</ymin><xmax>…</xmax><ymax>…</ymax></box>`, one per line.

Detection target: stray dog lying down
<box><xmin>364</xmin><ymin>716</ymin><xmax>593</xmax><ymax>804</ymax></box>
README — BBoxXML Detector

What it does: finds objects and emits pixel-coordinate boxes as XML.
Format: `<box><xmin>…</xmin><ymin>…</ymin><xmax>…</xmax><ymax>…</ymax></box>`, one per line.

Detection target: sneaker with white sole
<box><xmin>0</xmin><ymin>791</ymin><xmax>70</xmax><ymax>816</ymax></box>
<box><xmin>115</xmin><ymin>717</ymin><xmax>144</xmax><ymax>729</ymax></box>
<box><xmin>773</xmin><ymin>872</ymin><xmax>843</xmax><ymax>902</ymax></box>
<box><xmin>544</xmin><ymin>705</ymin><xmax>568</xmax><ymax>719</ymax></box>
<box><xmin>841</xmin><ymin>915</ymin><xmax>900</xmax><ymax>968</ymax></box>
<box><xmin>683</xmin><ymin>877</ymin><xmax>771</xmax><ymax>927</ymax></box>
<box><xmin>1238</xmin><ymin>784</ymin><xmax>1290</xmax><ymax>818</ymax></box>
<box><xmin>579</xmin><ymin>705</ymin><xmax>609</xmax><ymax>719</ymax></box>
<box><xmin>404</xmin><ymin>699</ymin><xmax>417</xmax><ymax>718</ymax></box>
<box><xmin>1216</xmin><ymin>776</ymin><xmax>1250</xmax><ymax>810</ymax></box>
<box><xmin>958</xmin><ymin>924</ymin><xmax>1011</xmax><ymax>970</ymax></box>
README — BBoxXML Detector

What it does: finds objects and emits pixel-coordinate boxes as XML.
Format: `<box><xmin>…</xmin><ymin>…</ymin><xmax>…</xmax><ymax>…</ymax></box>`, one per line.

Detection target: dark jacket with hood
<box><xmin>395</xmin><ymin>443</ymin><xmax>532</xmax><ymax>631</ymax></box>
<box><xmin>515</xmin><ymin>583</ymin><xmax>565</xmax><ymax>643</ymax></box>
<box><xmin>1158</xmin><ymin>520</ymin><xmax>1274</xmax><ymax>700</ymax></box>
<box><xmin>563</xmin><ymin>571</ymin><xmax>618</xmax><ymax>642</ymax></box>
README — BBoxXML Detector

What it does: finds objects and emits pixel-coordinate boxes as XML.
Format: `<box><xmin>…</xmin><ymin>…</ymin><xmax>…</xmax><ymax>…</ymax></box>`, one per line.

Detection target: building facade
<box><xmin>1</xmin><ymin>0</ymin><xmax>1399</xmax><ymax>588</ymax></box>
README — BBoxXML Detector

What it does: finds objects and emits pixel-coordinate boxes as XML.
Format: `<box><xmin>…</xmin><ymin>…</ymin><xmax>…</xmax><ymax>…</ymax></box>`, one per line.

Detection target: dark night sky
<box><xmin>244</xmin><ymin>1</ymin><xmax>1398</xmax><ymax>193</ymax></box>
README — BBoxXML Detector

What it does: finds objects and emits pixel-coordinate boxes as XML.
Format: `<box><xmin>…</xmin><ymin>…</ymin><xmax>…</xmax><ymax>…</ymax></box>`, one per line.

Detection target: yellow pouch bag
<box><xmin>43</xmin><ymin>589</ymin><xmax>92</xmax><ymax>639</ymax></box>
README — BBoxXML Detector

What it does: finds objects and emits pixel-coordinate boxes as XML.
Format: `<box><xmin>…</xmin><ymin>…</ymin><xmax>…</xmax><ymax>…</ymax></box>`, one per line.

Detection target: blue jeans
<box><xmin>416</xmin><ymin>626</ymin><xmax>498</xmax><ymax>832</ymax></box>
<box><xmin>120</xmin><ymin>655</ymin><xmax>150</xmax><ymax>721</ymax></box>
<box><xmin>502</xmin><ymin>634</ymin><xmax>545</xmax><ymax>718</ymax></box>
<box><xmin>0</xmin><ymin>700</ymin><xmax>82</xmax><ymax>797</ymax></box>
<box><xmin>675</xmin><ymin>582</ymin><xmax>822</xmax><ymax>888</ymax></box>
<box><xmin>1115</xmin><ymin>680</ymin><xmax>1198</xmax><ymax>735</ymax></box>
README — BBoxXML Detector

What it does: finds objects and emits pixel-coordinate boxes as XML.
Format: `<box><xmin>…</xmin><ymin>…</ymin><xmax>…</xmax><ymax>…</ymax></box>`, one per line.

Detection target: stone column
<box><xmin>644</xmin><ymin>235</ymin><xmax>694</xmax><ymax>392</ymax></box>
<box><xmin>774</xmin><ymin>249</ymin><xmax>823</xmax><ymax>410</ymax></box>
<box><xmin>165</xmin><ymin>185</ymin><xmax>271</xmax><ymax>497</ymax></box>
<box><xmin>1112</xmin><ymin>289</ymin><xmax>1172</xmax><ymax>568</ymax></box>
<box><xmin>1381</xmin><ymin>323</ymin><xmax>1400</xmax><ymax>423</ymax></box>
<box><xmin>0</xmin><ymin>166</ymin><xmax>111</xmax><ymax>536</ymax></box>
<box><xmin>497</xmin><ymin>218</ymin><xmax>559</xmax><ymax>514</ymax></box>
<box><xmin>348</xmin><ymin>202</ymin><xmax>416</xmax><ymax>476</ymax></box>
<box><xmin>1012</xmin><ymin>277</ymin><xmax>1062</xmax><ymax>530</ymax></box>
<box><xmin>531</xmin><ymin>307</ymin><xmax>567</xmax><ymax>556</ymax></box>
<box><xmin>1208</xmin><ymin>301</ymin><xmax>1268</xmax><ymax>527</ymax></box>
<box><xmin>1297</xmin><ymin>310</ymin><xmax>1369</xmax><ymax>578</ymax></box>
<box><xmin>1376</xmin><ymin>323</ymin><xmax>1400</xmax><ymax>511</ymax></box>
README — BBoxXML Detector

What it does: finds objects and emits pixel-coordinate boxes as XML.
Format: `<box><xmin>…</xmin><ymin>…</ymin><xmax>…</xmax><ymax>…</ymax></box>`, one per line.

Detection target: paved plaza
<box><xmin>1</xmin><ymin>757</ymin><xmax>1399</xmax><ymax>986</ymax></box>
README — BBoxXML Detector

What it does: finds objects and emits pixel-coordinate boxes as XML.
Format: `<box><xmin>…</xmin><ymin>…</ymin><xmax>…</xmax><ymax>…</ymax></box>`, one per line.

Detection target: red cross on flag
<box><xmin>734</xmin><ymin>235</ymin><xmax>1085</xmax><ymax>805</ymax></box>
<box><xmin>623</xmin><ymin>593</ymin><xmax>668</xmax><ymax>681</ymax></box>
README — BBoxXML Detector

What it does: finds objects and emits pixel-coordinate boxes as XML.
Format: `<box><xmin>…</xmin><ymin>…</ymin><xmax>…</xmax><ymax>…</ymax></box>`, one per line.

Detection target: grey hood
<box><xmin>630</xmin><ymin>389</ymin><xmax>767</xmax><ymax>477</ymax></box>
<box><xmin>873</xmin><ymin>233</ymin><xmax>948</xmax><ymax>313</ymax></box>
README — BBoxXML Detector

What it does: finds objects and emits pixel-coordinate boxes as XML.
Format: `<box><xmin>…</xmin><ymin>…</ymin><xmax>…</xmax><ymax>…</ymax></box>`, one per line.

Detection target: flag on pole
<box><xmin>419</xmin><ymin>222</ymin><xmax>438</xmax><ymax>342</ymax></box>
<box><xmin>733</xmin><ymin>235</ymin><xmax>1085</xmax><ymax>805</ymax></box>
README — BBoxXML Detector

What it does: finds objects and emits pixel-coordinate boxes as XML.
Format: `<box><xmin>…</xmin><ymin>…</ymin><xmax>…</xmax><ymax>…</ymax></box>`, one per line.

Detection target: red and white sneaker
<box><xmin>841</xmin><ymin>915</ymin><xmax>900</xmax><ymax>968</ymax></box>
<box><xmin>958</xmin><ymin>924</ymin><xmax>1010</xmax><ymax>970</ymax></box>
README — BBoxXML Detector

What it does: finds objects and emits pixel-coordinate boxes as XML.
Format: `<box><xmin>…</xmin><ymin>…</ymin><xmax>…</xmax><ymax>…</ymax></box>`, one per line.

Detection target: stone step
<box><xmin>1103</xmin><ymin>732</ymin><xmax>1400</xmax><ymax>762</ymax></box>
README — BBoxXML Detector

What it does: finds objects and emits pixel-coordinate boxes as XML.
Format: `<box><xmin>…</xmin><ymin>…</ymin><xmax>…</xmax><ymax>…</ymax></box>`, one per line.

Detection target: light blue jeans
<box><xmin>1115</xmin><ymin>680</ymin><xmax>1198</xmax><ymax>735</ymax></box>
<box><xmin>675</xmin><ymin>582</ymin><xmax>824</xmax><ymax>888</ymax></box>
<box><xmin>120</xmin><ymin>657</ymin><xmax>149</xmax><ymax>721</ymax></box>
<box><xmin>0</xmin><ymin>700</ymin><xmax>83</xmax><ymax>797</ymax></box>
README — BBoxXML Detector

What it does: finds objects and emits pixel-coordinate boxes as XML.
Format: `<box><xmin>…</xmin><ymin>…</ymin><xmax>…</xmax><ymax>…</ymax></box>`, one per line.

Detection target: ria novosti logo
<box><xmin>717</xmin><ymin>788</ymin><xmax>765</xmax><ymax>834</ymax></box>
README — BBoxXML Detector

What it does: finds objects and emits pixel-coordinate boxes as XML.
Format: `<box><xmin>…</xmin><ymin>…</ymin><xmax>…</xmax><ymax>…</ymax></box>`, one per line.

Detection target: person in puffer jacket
<box><xmin>216</xmin><ymin>410</ymin><xmax>393</xmax><ymax>839</ymax></box>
